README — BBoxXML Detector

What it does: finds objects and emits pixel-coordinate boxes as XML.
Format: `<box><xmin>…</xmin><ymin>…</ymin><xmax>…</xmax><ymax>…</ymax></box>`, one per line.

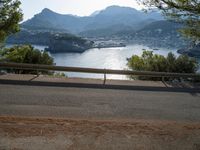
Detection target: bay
<box><xmin>50</xmin><ymin>44</ymin><xmax>178</xmax><ymax>79</ymax></box>
<box><xmin>6</xmin><ymin>44</ymin><xmax>199</xmax><ymax>80</ymax></box>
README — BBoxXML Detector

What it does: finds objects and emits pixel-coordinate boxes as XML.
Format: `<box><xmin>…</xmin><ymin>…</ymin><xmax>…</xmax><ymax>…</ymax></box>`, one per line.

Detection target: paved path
<box><xmin>0</xmin><ymin>74</ymin><xmax>200</xmax><ymax>122</ymax></box>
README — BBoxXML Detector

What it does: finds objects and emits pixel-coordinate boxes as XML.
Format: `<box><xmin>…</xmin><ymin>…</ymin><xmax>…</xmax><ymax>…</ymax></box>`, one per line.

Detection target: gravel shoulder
<box><xmin>0</xmin><ymin>116</ymin><xmax>200</xmax><ymax>150</ymax></box>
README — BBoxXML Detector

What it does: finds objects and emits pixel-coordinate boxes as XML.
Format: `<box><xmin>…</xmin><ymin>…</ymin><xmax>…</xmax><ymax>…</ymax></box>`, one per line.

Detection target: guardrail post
<box><xmin>103</xmin><ymin>69</ymin><xmax>106</xmax><ymax>85</ymax></box>
<box><xmin>36</xmin><ymin>70</ymin><xmax>39</xmax><ymax>77</ymax></box>
<box><xmin>162</xmin><ymin>76</ymin><xmax>165</xmax><ymax>82</ymax></box>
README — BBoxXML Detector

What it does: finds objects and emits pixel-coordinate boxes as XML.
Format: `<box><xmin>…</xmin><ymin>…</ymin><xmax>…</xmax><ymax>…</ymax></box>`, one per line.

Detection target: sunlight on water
<box><xmin>7</xmin><ymin>44</ymin><xmax>198</xmax><ymax>80</ymax></box>
<box><xmin>51</xmin><ymin>44</ymin><xmax>178</xmax><ymax>79</ymax></box>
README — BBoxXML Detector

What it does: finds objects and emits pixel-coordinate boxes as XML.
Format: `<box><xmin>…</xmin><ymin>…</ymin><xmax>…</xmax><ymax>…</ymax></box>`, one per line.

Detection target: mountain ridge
<box><xmin>21</xmin><ymin>5</ymin><xmax>164</xmax><ymax>34</ymax></box>
<box><xmin>10</xmin><ymin>6</ymin><xmax>190</xmax><ymax>52</ymax></box>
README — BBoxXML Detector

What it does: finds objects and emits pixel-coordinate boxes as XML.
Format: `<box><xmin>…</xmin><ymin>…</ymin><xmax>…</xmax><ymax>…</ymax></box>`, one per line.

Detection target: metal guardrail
<box><xmin>0</xmin><ymin>62</ymin><xmax>200</xmax><ymax>84</ymax></box>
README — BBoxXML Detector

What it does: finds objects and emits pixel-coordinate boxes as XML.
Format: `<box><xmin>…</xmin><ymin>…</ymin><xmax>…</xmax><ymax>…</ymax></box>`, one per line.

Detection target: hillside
<box><xmin>178</xmin><ymin>43</ymin><xmax>200</xmax><ymax>58</ymax></box>
<box><xmin>7</xmin><ymin>30</ymin><xmax>54</xmax><ymax>45</ymax></box>
<box><xmin>7</xmin><ymin>30</ymin><xmax>94</xmax><ymax>53</ymax></box>
<box><xmin>45</xmin><ymin>34</ymin><xmax>94</xmax><ymax>53</ymax></box>
<box><xmin>125</xmin><ymin>20</ymin><xmax>190</xmax><ymax>48</ymax></box>
<box><xmin>79</xmin><ymin>24</ymin><xmax>134</xmax><ymax>37</ymax></box>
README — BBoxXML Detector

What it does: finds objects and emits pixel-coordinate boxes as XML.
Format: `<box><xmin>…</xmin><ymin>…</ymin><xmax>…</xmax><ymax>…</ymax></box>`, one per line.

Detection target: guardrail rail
<box><xmin>0</xmin><ymin>62</ymin><xmax>200</xmax><ymax>84</ymax></box>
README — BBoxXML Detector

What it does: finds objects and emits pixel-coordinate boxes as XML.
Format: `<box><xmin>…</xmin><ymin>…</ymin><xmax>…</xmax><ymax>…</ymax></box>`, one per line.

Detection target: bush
<box><xmin>127</xmin><ymin>50</ymin><xmax>199</xmax><ymax>80</ymax></box>
<box><xmin>0</xmin><ymin>45</ymin><xmax>54</xmax><ymax>74</ymax></box>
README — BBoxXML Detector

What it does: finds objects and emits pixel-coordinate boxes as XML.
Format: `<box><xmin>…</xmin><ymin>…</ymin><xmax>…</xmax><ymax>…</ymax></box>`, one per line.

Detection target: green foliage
<box><xmin>0</xmin><ymin>45</ymin><xmax>54</xmax><ymax>74</ymax></box>
<box><xmin>127</xmin><ymin>50</ymin><xmax>198</xmax><ymax>80</ymax></box>
<box><xmin>0</xmin><ymin>45</ymin><xmax>53</xmax><ymax>64</ymax></box>
<box><xmin>0</xmin><ymin>0</ymin><xmax>23</xmax><ymax>45</ymax></box>
<box><xmin>53</xmin><ymin>72</ymin><xmax>67</xmax><ymax>78</ymax></box>
<box><xmin>137</xmin><ymin>0</ymin><xmax>200</xmax><ymax>42</ymax></box>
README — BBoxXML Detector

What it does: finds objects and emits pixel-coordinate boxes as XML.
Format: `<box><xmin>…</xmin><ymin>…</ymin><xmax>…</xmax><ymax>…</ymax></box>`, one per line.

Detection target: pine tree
<box><xmin>0</xmin><ymin>0</ymin><xmax>23</xmax><ymax>45</ymax></box>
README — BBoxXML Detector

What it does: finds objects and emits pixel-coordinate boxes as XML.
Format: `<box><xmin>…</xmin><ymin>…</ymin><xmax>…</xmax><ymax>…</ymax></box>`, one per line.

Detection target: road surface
<box><xmin>0</xmin><ymin>74</ymin><xmax>200</xmax><ymax>122</ymax></box>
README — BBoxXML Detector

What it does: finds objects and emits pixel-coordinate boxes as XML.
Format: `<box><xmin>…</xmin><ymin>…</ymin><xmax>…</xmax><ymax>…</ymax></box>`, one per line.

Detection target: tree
<box><xmin>166</xmin><ymin>52</ymin><xmax>177</xmax><ymax>72</ymax></box>
<box><xmin>0</xmin><ymin>45</ymin><xmax>54</xmax><ymax>74</ymax></box>
<box><xmin>137</xmin><ymin>0</ymin><xmax>200</xmax><ymax>43</ymax></box>
<box><xmin>0</xmin><ymin>0</ymin><xmax>23</xmax><ymax>46</ymax></box>
<box><xmin>127</xmin><ymin>50</ymin><xmax>198</xmax><ymax>80</ymax></box>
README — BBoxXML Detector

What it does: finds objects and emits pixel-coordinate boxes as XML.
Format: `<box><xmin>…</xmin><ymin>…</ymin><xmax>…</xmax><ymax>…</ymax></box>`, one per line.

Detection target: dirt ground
<box><xmin>0</xmin><ymin>116</ymin><xmax>200</xmax><ymax>150</ymax></box>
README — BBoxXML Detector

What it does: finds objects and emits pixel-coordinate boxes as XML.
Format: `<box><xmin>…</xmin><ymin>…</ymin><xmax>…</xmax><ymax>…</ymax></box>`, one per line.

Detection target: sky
<box><xmin>20</xmin><ymin>0</ymin><xmax>143</xmax><ymax>21</ymax></box>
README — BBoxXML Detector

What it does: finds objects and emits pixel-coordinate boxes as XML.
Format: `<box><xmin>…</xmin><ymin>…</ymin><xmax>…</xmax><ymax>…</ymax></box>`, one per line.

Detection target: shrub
<box><xmin>127</xmin><ymin>50</ymin><xmax>199</xmax><ymax>80</ymax></box>
<box><xmin>0</xmin><ymin>45</ymin><xmax>54</xmax><ymax>74</ymax></box>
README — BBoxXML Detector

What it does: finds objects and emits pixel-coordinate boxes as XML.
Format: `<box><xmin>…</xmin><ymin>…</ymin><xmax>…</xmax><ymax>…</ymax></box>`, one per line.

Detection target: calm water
<box><xmin>8</xmin><ymin>44</ymin><xmax>199</xmax><ymax>79</ymax></box>
<box><xmin>33</xmin><ymin>44</ymin><xmax>179</xmax><ymax>79</ymax></box>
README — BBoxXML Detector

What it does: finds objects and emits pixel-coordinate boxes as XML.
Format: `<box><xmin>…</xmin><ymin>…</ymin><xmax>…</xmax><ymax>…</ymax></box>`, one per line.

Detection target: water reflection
<box><xmin>6</xmin><ymin>44</ymin><xmax>199</xmax><ymax>79</ymax></box>
<box><xmin>51</xmin><ymin>45</ymin><xmax>178</xmax><ymax>79</ymax></box>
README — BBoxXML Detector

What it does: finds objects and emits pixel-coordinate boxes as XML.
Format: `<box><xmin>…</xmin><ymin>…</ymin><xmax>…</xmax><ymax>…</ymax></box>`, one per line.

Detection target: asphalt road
<box><xmin>0</xmin><ymin>76</ymin><xmax>200</xmax><ymax>122</ymax></box>
<box><xmin>1</xmin><ymin>75</ymin><xmax>200</xmax><ymax>150</ymax></box>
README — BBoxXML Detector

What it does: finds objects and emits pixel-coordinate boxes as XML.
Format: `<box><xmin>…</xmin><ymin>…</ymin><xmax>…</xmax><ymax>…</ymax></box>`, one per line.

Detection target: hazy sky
<box><xmin>20</xmin><ymin>0</ymin><xmax>143</xmax><ymax>21</ymax></box>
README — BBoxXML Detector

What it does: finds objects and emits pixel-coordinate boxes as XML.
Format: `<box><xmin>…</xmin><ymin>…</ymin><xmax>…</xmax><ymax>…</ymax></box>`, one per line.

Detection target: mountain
<box><xmin>21</xmin><ymin>8</ymin><xmax>88</xmax><ymax>33</ymax></box>
<box><xmin>8</xmin><ymin>7</ymin><xmax>192</xmax><ymax>53</ymax></box>
<box><xmin>90</xmin><ymin>10</ymin><xmax>101</xmax><ymax>17</ymax></box>
<box><xmin>79</xmin><ymin>24</ymin><xmax>134</xmax><ymax>37</ymax></box>
<box><xmin>21</xmin><ymin>6</ymin><xmax>164</xmax><ymax>34</ymax></box>
<box><xmin>11</xmin><ymin>6</ymin><xmax>189</xmax><ymax>50</ymax></box>
<box><xmin>136</xmin><ymin>20</ymin><xmax>183</xmax><ymax>37</ymax></box>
